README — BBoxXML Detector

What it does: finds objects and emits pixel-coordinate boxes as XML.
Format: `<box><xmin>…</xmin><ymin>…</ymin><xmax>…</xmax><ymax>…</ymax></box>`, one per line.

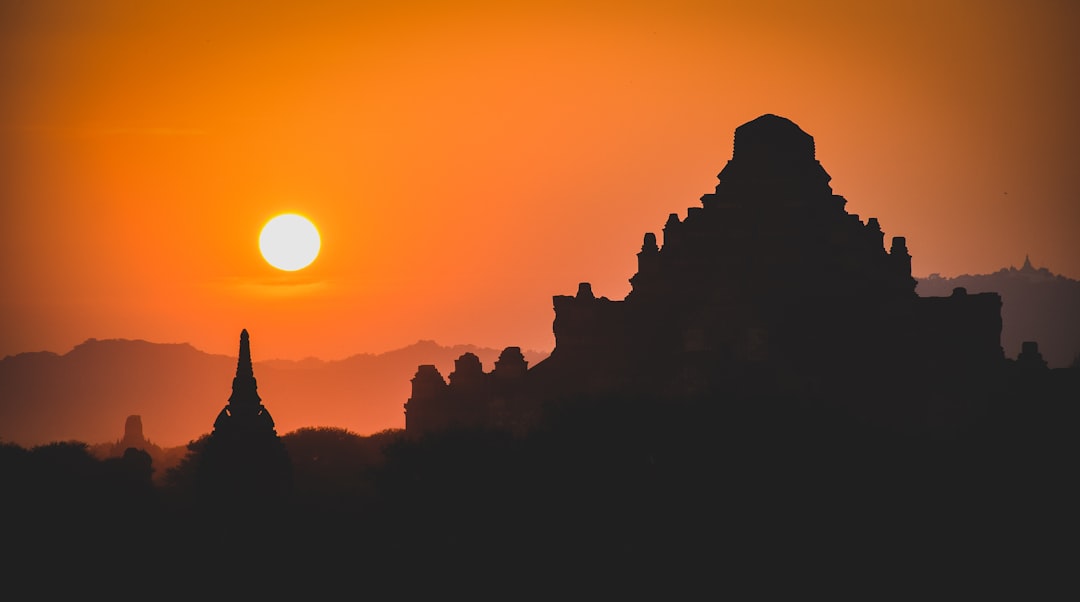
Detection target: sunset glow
<box><xmin>2</xmin><ymin>2</ymin><xmax>1075</xmax><ymax>581</ymax></box>
<box><xmin>1</xmin><ymin>1</ymin><xmax>1077</xmax><ymax>364</ymax></box>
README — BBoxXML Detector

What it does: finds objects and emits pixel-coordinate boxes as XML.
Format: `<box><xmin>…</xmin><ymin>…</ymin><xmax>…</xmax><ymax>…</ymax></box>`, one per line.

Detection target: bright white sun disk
<box><xmin>259</xmin><ymin>214</ymin><xmax>321</xmax><ymax>271</ymax></box>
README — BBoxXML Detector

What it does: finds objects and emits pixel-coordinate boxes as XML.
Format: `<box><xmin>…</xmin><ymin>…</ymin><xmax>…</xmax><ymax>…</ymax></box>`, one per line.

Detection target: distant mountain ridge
<box><xmin>0</xmin><ymin>338</ymin><xmax>548</xmax><ymax>448</ymax></box>
<box><xmin>916</xmin><ymin>257</ymin><xmax>1080</xmax><ymax>368</ymax></box>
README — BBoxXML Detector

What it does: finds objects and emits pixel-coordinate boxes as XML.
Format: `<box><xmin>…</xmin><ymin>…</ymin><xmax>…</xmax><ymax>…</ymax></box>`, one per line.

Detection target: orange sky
<box><xmin>2</xmin><ymin>0</ymin><xmax>1078</xmax><ymax>362</ymax></box>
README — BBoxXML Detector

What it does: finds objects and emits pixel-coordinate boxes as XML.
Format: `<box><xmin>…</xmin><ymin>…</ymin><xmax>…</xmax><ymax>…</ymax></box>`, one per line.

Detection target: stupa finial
<box><xmin>228</xmin><ymin>328</ymin><xmax>260</xmax><ymax>407</ymax></box>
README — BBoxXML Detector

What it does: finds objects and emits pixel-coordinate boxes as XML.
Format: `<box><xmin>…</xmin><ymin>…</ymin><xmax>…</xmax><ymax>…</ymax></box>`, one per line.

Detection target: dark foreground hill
<box><xmin>0</xmin><ymin>338</ymin><xmax>547</xmax><ymax>448</ymax></box>
<box><xmin>916</xmin><ymin>258</ymin><xmax>1080</xmax><ymax>368</ymax></box>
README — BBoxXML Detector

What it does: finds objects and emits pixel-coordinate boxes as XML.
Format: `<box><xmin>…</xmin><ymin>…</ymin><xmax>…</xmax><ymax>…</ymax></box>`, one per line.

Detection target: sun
<box><xmin>259</xmin><ymin>213</ymin><xmax>321</xmax><ymax>271</ymax></box>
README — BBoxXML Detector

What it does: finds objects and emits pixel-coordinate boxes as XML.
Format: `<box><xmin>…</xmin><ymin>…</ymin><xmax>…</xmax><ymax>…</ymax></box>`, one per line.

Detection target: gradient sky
<box><xmin>2</xmin><ymin>0</ymin><xmax>1078</xmax><ymax>361</ymax></box>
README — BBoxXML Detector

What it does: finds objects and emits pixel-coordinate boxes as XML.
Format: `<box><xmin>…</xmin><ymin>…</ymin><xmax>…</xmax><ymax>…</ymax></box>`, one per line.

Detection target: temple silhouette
<box><xmin>192</xmin><ymin>329</ymin><xmax>291</xmax><ymax>503</ymax></box>
<box><xmin>406</xmin><ymin>347</ymin><xmax>538</xmax><ymax>436</ymax></box>
<box><xmin>213</xmin><ymin>329</ymin><xmax>277</xmax><ymax>436</ymax></box>
<box><xmin>405</xmin><ymin>114</ymin><xmax>1017</xmax><ymax>435</ymax></box>
<box><xmin>98</xmin><ymin>415</ymin><xmax>162</xmax><ymax>458</ymax></box>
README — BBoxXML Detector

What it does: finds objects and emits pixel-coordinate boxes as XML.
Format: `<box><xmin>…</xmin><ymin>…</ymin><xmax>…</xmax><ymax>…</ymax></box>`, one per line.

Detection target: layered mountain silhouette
<box><xmin>0</xmin><ymin>338</ymin><xmax>547</xmax><ymax>448</ymax></box>
<box><xmin>916</xmin><ymin>257</ymin><xmax>1080</xmax><ymax>368</ymax></box>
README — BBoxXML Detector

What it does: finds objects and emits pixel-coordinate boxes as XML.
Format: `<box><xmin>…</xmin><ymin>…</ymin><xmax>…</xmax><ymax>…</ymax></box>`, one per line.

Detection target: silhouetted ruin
<box><xmin>95</xmin><ymin>415</ymin><xmax>162</xmax><ymax>457</ymax></box>
<box><xmin>406</xmin><ymin>114</ymin><xmax>1027</xmax><ymax>434</ymax></box>
<box><xmin>88</xmin><ymin>414</ymin><xmax>193</xmax><ymax>481</ymax></box>
<box><xmin>1016</xmin><ymin>340</ymin><xmax>1049</xmax><ymax>371</ymax></box>
<box><xmin>405</xmin><ymin>347</ymin><xmax>538</xmax><ymax>437</ymax></box>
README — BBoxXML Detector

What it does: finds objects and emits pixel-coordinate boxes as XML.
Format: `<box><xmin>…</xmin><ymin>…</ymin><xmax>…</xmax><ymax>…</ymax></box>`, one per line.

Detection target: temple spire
<box><xmin>1021</xmin><ymin>254</ymin><xmax>1034</xmax><ymax>271</ymax></box>
<box><xmin>203</xmin><ymin>328</ymin><xmax>291</xmax><ymax>504</ymax></box>
<box><xmin>235</xmin><ymin>329</ymin><xmax>254</xmax><ymax>379</ymax></box>
<box><xmin>227</xmin><ymin>328</ymin><xmax>261</xmax><ymax>409</ymax></box>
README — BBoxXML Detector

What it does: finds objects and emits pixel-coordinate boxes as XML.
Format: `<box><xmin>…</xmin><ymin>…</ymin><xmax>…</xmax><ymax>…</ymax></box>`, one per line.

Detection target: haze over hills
<box><xmin>6</xmin><ymin>255</ymin><xmax>1076</xmax><ymax>450</ymax></box>
<box><xmin>6</xmin><ymin>257</ymin><xmax>1077</xmax><ymax>449</ymax></box>
<box><xmin>916</xmin><ymin>257</ymin><xmax>1080</xmax><ymax>368</ymax></box>
<box><xmin>0</xmin><ymin>337</ymin><xmax>548</xmax><ymax>448</ymax></box>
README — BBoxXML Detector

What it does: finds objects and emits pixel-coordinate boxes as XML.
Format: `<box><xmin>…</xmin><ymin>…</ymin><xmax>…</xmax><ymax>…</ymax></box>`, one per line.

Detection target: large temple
<box><xmin>405</xmin><ymin>114</ymin><xmax>1007</xmax><ymax>435</ymax></box>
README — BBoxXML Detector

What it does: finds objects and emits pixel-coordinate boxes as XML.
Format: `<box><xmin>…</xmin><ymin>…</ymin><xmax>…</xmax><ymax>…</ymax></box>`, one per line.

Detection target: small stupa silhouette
<box><xmin>212</xmin><ymin>328</ymin><xmax>276</xmax><ymax>434</ymax></box>
<box><xmin>195</xmin><ymin>329</ymin><xmax>291</xmax><ymax>506</ymax></box>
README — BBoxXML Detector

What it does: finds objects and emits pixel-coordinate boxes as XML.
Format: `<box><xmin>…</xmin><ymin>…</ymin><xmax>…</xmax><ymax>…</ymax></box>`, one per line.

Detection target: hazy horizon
<box><xmin>4</xmin><ymin>255</ymin><xmax>1073</xmax><ymax>362</ymax></box>
<box><xmin>1</xmin><ymin>333</ymin><xmax>555</xmax><ymax>363</ymax></box>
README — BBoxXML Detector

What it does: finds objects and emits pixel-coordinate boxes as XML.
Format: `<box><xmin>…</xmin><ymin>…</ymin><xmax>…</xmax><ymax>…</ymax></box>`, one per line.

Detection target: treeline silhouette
<box><xmin>2</xmin><ymin>377</ymin><xmax>1073</xmax><ymax>596</ymax></box>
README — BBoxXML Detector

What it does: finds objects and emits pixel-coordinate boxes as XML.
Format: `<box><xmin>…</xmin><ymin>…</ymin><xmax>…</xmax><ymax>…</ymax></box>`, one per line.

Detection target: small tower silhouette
<box><xmin>118</xmin><ymin>415</ymin><xmax>150</xmax><ymax>449</ymax></box>
<box><xmin>1016</xmin><ymin>341</ymin><xmax>1048</xmax><ymax>371</ymax></box>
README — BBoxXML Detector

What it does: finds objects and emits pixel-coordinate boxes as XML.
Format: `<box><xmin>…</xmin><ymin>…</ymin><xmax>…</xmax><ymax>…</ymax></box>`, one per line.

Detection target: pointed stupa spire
<box><xmin>1021</xmin><ymin>254</ymin><xmax>1034</xmax><ymax>271</ymax></box>
<box><xmin>235</xmin><ymin>329</ymin><xmax>254</xmax><ymax>379</ymax></box>
<box><xmin>227</xmin><ymin>328</ymin><xmax>261</xmax><ymax>410</ymax></box>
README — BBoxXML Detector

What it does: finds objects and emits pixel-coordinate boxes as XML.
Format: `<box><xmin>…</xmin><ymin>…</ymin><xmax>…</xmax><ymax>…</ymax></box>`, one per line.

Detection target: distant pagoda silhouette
<box><xmin>101</xmin><ymin>414</ymin><xmax>163</xmax><ymax>458</ymax></box>
<box><xmin>196</xmin><ymin>329</ymin><xmax>291</xmax><ymax>505</ymax></box>
<box><xmin>406</xmin><ymin>114</ymin><xmax>1008</xmax><ymax>435</ymax></box>
<box><xmin>917</xmin><ymin>254</ymin><xmax>1079</xmax><ymax>367</ymax></box>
